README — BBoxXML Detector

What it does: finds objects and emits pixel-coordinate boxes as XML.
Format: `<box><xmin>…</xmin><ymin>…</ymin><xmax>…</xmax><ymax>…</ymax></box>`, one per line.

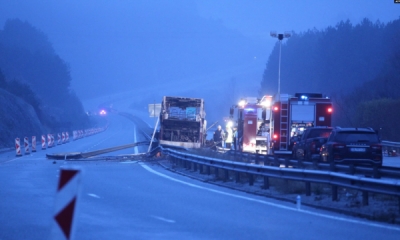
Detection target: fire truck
<box><xmin>158</xmin><ymin>96</ymin><xmax>207</xmax><ymax>148</ymax></box>
<box><xmin>232</xmin><ymin>93</ymin><xmax>332</xmax><ymax>155</ymax></box>
<box><xmin>270</xmin><ymin>93</ymin><xmax>332</xmax><ymax>155</ymax></box>
<box><xmin>232</xmin><ymin>96</ymin><xmax>272</xmax><ymax>154</ymax></box>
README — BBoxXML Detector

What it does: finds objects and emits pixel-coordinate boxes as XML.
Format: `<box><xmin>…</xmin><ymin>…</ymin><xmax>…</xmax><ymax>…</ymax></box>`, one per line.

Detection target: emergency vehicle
<box><xmin>270</xmin><ymin>93</ymin><xmax>332</xmax><ymax>155</ymax></box>
<box><xmin>231</xmin><ymin>96</ymin><xmax>273</xmax><ymax>154</ymax></box>
<box><xmin>231</xmin><ymin>93</ymin><xmax>332</xmax><ymax>155</ymax></box>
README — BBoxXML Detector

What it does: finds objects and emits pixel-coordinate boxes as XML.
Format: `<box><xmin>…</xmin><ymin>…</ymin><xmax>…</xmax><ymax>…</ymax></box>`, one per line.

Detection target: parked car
<box><xmin>320</xmin><ymin>127</ymin><xmax>382</xmax><ymax>167</ymax></box>
<box><xmin>292</xmin><ymin>127</ymin><xmax>333</xmax><ymax>160</ymax></box>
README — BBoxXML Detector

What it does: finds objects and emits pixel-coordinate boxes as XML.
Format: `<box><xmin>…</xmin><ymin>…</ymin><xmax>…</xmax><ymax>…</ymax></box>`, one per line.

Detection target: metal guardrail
<box><xmin>46</xmin><ymin>141</ymin><xmax>149</xmax><ymax>159</ymax></box>
<box><xmin>158</xmin><ymin>147</ymin><xmax>400</xmax><ymax>210</ymax></box>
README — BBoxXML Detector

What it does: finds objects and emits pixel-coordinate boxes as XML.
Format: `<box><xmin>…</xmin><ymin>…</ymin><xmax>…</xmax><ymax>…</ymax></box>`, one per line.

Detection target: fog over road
<box><xmin>1</xmin><ymin>113</ymin><xmax>399</xmax><ymax>239</ymax></box>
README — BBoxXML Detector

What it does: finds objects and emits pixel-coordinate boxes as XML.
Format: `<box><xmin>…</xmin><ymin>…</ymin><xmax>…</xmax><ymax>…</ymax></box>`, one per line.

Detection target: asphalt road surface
<box><xmin>1</xmin><ymin>113</ymin><xmax>399</xmax><ymax>239</ymax></box>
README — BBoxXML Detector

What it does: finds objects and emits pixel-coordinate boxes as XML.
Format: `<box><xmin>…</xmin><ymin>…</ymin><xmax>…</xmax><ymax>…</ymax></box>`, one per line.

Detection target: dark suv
<box><xmin>293</xmin><ymin>127</ymin><xmax>333</xmax><ymax>161</ymax></box>
<box><xmin>320</xmin><ymin>127</ymin><xmax>382</xmax><ymax>167</ymax></box>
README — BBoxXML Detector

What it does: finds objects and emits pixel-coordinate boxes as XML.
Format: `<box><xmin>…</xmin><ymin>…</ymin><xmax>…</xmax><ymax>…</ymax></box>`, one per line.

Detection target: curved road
<box><xmin>0</xmin><ymin>113</ymin><xmax>399</xmax><ymax>239</ymax></box>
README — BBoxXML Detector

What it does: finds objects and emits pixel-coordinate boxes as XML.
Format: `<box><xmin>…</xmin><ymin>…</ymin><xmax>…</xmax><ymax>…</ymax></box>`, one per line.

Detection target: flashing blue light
<box><xmin>244</xmin><ymin>108</ymin><xmax>255</xmax><ymax>112</ymax></box>
<box><xmin>300</xmin><ymin>95</ymin><xmax>308</xmax><ymax>100</ymax></box>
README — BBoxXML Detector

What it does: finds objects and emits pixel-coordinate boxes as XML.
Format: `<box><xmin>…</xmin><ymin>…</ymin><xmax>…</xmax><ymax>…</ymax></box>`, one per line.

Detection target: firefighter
<box><xmin>232</xmin><ymin>126</ymin><xmax>238</xmax><ymax>150</ymax></box>
<box><xmin>213</xmin><ymin>125</ymin><xmax>224</xmax><ymax>147</ymax></box>
<box><xmin>225</xmin><ymin>125</ymin><xmax>233</xmax><ymax>149</ymax></box>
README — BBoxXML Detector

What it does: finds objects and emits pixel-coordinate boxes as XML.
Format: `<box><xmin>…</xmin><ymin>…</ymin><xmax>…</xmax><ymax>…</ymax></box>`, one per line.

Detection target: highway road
<box><xmin>1</xmin><ymin>113</ymin><xmax>400</xmax><ymax>239</ymax></box>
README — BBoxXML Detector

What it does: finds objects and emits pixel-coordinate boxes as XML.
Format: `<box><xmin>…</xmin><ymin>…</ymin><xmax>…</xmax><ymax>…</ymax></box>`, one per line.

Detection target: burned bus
<box><xmin>159</xmin><ymin>96</ymin><xmax>206</xmax><ymax>148</ymax></box>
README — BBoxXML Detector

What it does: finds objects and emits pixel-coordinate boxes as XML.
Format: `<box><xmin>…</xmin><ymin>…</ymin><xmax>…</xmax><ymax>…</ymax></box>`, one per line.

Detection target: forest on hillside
<box><xmin>0</xmin><ymin>19</ymin><xmax>90</xmax><ymax>138</ymax></box>
<box><xmin>261</xmin><ymin>17</ymin><xmax>400</xmax><ymax>141</ymax></box>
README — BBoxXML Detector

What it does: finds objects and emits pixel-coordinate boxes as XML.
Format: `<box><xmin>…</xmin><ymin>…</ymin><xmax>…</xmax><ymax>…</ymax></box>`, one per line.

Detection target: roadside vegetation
<box><xmin>261</xmin><ymin>18</ymin><xmax>400</xmax><ymax>141</ymax></box>
<box><xmin>0</xmin><ymin>19</ymin><xmax>95</xmax><ymax>147</ymax></box>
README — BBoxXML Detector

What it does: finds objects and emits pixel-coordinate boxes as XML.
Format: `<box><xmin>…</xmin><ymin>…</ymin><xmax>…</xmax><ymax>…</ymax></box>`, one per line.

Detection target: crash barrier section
<box><xmin>72</xmin><ymin>127</ymin><xmax>107</xmax><ymax>141</ymax></box>
<box><xmin>24</xmin><ymin>137</ymin><xmax>30</xmax><ymax>154</ymax></box>
<box><xmin>160</xmin><ymin>147</ymin><xmax>400</xmax><ymax>212</ymax></box>
<box><xmin>32</xmin><ymin>136</ymin><xmax>36</xmax><ymax>152</ymax></box>
<box><xmin>15</xmin><ymin>138</ymin><xmax>22</xmax><ymax>156</ymax></box>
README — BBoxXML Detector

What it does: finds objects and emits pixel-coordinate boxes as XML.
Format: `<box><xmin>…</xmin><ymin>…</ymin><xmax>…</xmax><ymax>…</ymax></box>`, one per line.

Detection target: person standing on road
<box><xmin>213</xmin><ymin>125</ymin><xmax>224</xmax><ymax>147</ymax></box>
<box><xmin>232</xmin><ymin>126</ymin><xmax>238</xmax><ymax>150</ymax></box>
<box><xmin>225</xmin><ymin>125</ymin><xmax>233</xmax><ymax>149</ymax></box>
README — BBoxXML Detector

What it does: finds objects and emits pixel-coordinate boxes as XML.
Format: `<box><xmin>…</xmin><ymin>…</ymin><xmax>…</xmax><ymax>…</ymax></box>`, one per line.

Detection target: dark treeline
<box><xmin>261</xmin><ymin>17</ymin><xmax>400</xmax><ymax>141</ymax></box>
<box><xmin>0</xmin><ymin>19</ymin><xmax>90</xmax><ymax>134</ymax></box>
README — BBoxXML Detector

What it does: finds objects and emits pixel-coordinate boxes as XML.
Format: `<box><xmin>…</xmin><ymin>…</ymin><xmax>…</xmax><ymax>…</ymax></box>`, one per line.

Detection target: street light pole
<box><xmin>270</xmin><ymin>31</ymin><xmax>291</xmax><ymax>101</ymax></box>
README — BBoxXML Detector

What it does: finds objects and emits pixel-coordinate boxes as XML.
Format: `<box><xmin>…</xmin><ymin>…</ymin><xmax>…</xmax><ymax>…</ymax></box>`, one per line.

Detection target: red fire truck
<box><xmin>270</xmin><ymin>93</ymin><xmax>332</xmax><ymax>155</ymax></box>
<box><xmin>232</xmin><ymin>93</ymin><xmax>332</xmax><ymax>155</ymax></box>
<box><xmin>232</xmin><ymin>96</ymin><xmax>272</xmax><ymax>154</ymax></box>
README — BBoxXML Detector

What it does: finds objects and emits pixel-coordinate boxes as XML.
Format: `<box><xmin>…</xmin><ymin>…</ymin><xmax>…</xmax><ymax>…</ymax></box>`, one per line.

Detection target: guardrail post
<box><xmin>263</xmin><ymin>176</ymin><xmax>269</xmax><ymax>189</ymax></box>
<box><xmin>224</xmin><ymin>169</ymin><xmax>229</xmax><ymax>182</ymax></box>
<box><xmin>349</xmin><ymin>164</ymin><xmax>355</xmax><ymax>175</ymax></box>
<box><xmin>199</xmin><ymin>164</ymin><xmax>203</xmax><ymax>174</ymax></box>
<box><xmin>398</xmin><ymin>197</ymin><xmax>400</xmax><ymax>214</ymax></box>
<box><xmin>332</xmin><ymin>185</ymin><xmax>338</xmax><ymax>201</ymax></box>
<box><xmin>255</xmin><ymin>153</ymin><xmax>259</xmax><ymax>165</ymax></box>
<box><xmin>249</xmin><ymin>174</ymin><xmax>254</xmax><ymax>186</ymax></box>
<box><xmin>284</xmin><ymin>157</ymin><xmax>289</xmax><ymax>168</ymax></box>
<box><xmin>235</xmin><ymin>171</ymin><xmax>240</xmax><ymax>183</ymax></box>
<box><xmin>305</xmin><ymin>182</ymin><xmax>311</xmax><ymax>196</ymax></box>
<box><xmin>373</xmin><ymin>164</ymin><xmax>380</xmax><ymax>179</ymax></box>
<box><xmin>206</xmin><ymin>165</ymin><xmax>211</xmax><ymax>175</ymax></box>
<box><xmin>329</xmin><ymin>161</ymin><xmax>335</xmax><ymax>172</ymax></box>
<box><xmin>274</xmin><ymin>155</ymin><xmax>280</xmax><ymax>166</ymax></box>
<box><xmin>312</xmin><ymin>159</ymin><xmax>319</xmax><ymax>169</ymax></box>
<box><xmin>193</xmin><ymin>163</ymin><xmax>197</xmax><ymax>172</ymax></box>
<box><xmin>362</xmin><ymin>191</ymin><xmax>369</xmax><ymax>206</ymax></box>
<box><xmin>263</xmin><ymin>154</ymin><xmax>269</xmax><ymax>166</ymax></box>
<box><xmin>297</xmin><ymin>157</ymin><xmax>303</xmax><ymax>168</ymax></box>
<box><xmin>215</xmin><ymin>167</ymin><xmax>219</xmax><ymax>179</ymax></box>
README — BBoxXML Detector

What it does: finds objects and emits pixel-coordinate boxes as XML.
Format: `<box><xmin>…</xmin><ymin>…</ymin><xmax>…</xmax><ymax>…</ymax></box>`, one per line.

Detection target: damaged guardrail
<box><xmin>46</xmin><ymin>141</ymin><xmax>149</xmax><ymax>160</ymax></box>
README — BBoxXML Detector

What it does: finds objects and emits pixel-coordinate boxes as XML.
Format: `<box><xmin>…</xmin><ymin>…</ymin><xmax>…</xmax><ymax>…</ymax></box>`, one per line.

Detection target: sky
<box><xmin>0</xmin><ymin>0</ymin><xmax>399</xmax><ymax>121</ymax></box>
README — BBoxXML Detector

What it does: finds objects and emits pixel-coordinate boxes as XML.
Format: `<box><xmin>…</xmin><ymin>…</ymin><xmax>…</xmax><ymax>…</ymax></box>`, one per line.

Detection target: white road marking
<box><xmin>151</xmin><ymin>215</ymin><xmax>176</xmax><ymax>223</ymax></box>
<box><xmin>139</xmin><ymin>163</ymin><xmax>400</xmax><ymax>232</ymax></box>
<box><xmin>120</xmin><ymin>161</ymin><xmax>138</xmax><ymax>164</ymax></box>
<box><xmin>87</xmin><ymin>193</ymin><xmax>101</xmax><ymax>198</ymax></box>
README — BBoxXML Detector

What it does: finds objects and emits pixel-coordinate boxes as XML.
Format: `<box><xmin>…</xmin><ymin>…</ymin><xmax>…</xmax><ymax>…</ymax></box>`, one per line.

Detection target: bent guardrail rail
<box><xmin>46</xmin><ymin>141</ymin><xmax>149</xmax><ymax>160</ymax></box>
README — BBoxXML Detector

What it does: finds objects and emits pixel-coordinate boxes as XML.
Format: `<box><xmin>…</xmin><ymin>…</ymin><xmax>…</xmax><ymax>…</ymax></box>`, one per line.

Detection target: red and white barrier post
<box><xmin>66</xmin><ymin>132</ymin><xmax>69</xmax><ymax>142</ymax></box>
<box><xmin>51</xmin><ymin>167</ymin><xmax>81</xmax><ymax>240</ymax></box>
<box><xmin>24</xmin><ymin>137</ymin><xmax>30</xmax><ymax>154</ymax></box>
<box><xmin>62</xmin><ymin>132</ymin><xmax>66</xmax><ymax>144</ymax></box>
<box><xmin>57</xmin><ymin>133</ymin><xmax>61</xmax><ymax>145</ymax></box>
<box><xmin>15</xmin><ymin>138</ymin><xmax>22</xmax><ymax>156</ymax></box>
<box><xmin>32</xmin><ymin>136</ymin><xmax>36</xmax><ymax>152</ymax></box>
<box><xmin>48</xmin><ymin>134</ymin><xmax>52</xmax><ymax>148</ymax></box>
<box><xmin>42</xmin><ymin>135</ymin><xmax>46</xmax><ymax>150</ymax></box>
<box><xmin>51</xmin><ymin>134</ymin><xmax>55</xmax><ymax>147</ymax></box>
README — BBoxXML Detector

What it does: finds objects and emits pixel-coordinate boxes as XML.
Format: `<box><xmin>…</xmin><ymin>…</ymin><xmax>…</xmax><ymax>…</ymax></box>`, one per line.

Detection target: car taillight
<box><xmin>310</xmin><ymin>141</ymin><xmax>316</xmax><ymax>153</ymax></box>
<box><xmin>371</xmin><ymin>144</ymin><xmax>383</xmax><ymax>161</ymax></box>
<box><xmin>371</xmin><ymin>144</ymin><xmax>382</xmax><ymax>150</ymax></box>
<box><xmin>333</xmin><ymin>143</ymin><xmax>345</xmax><ymax>160</ymax></box>
<box><xmin>273</xmin><ymin>134</ymin><xmax>278</xmax><ymax>139</ymax></box>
